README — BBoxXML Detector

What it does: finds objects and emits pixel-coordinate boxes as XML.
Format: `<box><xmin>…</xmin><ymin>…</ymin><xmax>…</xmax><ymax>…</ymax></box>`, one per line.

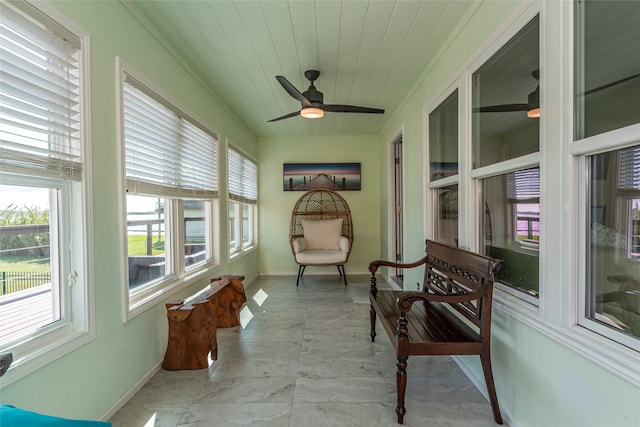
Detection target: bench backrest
<box><xmin>423</xmin><ymin>240</ymin><xmax>503</xmax><ymax>333</ymax></box>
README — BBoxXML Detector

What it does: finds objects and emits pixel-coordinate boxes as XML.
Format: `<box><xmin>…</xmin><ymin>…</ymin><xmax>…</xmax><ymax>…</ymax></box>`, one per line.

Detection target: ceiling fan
<box><xmin>476</xmin><ymin>70</ymin><xmax>640</xmax><ymax>118</ymax></box>
<box><xmin>475</xmin><ymin>70</ymin><xmax>541</xmax><ymax>118</ymax></box>
<box><xmin>268</xmin><ymin>70</ymin><xmax>385</xmax><ymax>122</ymax></box>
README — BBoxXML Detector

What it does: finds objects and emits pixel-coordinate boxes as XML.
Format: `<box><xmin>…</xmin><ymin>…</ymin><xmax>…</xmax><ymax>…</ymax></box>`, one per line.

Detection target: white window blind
<box><xmin>507</xmin><ymin>167</ymin><xmax>540</xmax><ymax>202</ymax></box>
<box><xmin>0</xmin><ymin>2</ymin><xmax>81</xmax><ymax>180</ymax></box>
<box><xmin>228</xmin><ymin>146</ymin><xmax>257</xmax><ymax>204</ymax></box>
<box><xmin>123</xmin><ymin>75</ymin><xmax>218</xmax><ymax>198</ymax></box>
<box><xmin>618</xmin><ymin>145</ymin><xmax>640</xmax><ymax>190</ymax></box>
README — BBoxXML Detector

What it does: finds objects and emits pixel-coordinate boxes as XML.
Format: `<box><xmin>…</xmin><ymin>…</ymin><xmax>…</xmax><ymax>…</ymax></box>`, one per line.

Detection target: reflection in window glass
<box><xmin>126</xmin><ymin>195</ymin><xmax>167</xmax><ymax>289</ymax></box>
<box><xmin>482</xmin><ymin>167</ymin><xmax>540</xmax><ymax>299</ymax></box>
<box><xmin>429</xmin><ymin>91</ymin><xmax>458</xmax><ymax>181</ymax></box>
<box><xmin>434</xmin><ymin>184</ymin><xmax>458</xmax><ymax>247</ymax></box>
<box><xmin>184</xmin><ymin>200</ymin><xmax>206</xmax><ymax>269</ymax></box>
<box><xmin>588</xmin><ymin>148</ymin><xmax>640</xmax><ymax>339</ymax></box>
<box><xmin>472</xmin><ymin>16</ymin><xmax>539</xmax><ymax>168</ymax></box>
<box><xmin>575</xmin><ymin>1</ymin><xmax>640</xmax><ymax>139</ymax></box>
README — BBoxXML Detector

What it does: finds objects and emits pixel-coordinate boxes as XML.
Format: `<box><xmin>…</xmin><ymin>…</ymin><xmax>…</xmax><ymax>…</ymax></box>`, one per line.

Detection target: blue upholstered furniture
<box><xmin>0</xmin><ymin>405</ymin><xmax>111</xmax><ymax>426</ymax></box>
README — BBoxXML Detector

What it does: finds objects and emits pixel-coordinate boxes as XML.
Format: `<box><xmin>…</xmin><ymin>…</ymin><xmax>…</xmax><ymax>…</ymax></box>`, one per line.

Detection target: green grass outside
<box><xmin>127</xmin><ymin>235</ymin><xmax>165</xmax><ymax>256</ymax></box>
<box><xmin>0</xmin><ymin>256</ymin><xmax>50</xmax><ymax>273</ymax></box>
<box><xmin>0</xmin><ymin>236</ymin><xmax>165</xmax><ymax>273</ymax></box>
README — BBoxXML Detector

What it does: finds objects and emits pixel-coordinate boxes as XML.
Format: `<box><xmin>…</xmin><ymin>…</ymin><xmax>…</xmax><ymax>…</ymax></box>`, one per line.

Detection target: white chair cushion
<box><xmin>338</xmin><ymin>236</ymin><xmax>350</xmax><ymax>253</ymax></box>
<box><xmin>295</xmin><ymin>249</ymin><xmax>348</xmax><ymax>265</ymax></box>
<box><xmin>291</xmin><ymin>237</ymin><xmax>307</xmax><ymax>254</ymax></box>
<box><xmin>302</xmin><ymin>218</ymin><xmax>343</xmax><ymax>250</ymax></box>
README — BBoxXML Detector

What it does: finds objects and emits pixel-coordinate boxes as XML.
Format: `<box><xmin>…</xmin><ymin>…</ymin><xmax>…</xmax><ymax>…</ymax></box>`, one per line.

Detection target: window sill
<box><xmin>492</xmin><ymin>288</ymin><xmax>640</xmax><ymax>388</ymax></box>
<box><xmin>125</xmin><ymin>263</ymin><xmax>220</xmax><ymax>321</ymax></box>
<box><xmin>229</xmin><ymin>245</ymin><xmax>257</xmax><ymax>262</ymax></box>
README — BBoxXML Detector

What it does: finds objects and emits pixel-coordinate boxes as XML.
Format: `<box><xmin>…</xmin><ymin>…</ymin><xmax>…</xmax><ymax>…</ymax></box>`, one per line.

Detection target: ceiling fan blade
<box><xmin>322</xmin><ymin>104</ymin><xmax>385</xmax><ymax>114</ymax></box>
<box><xmin>275</xmin><ymin>76</ymin><xmax>312</xmax><ymax>107</ymax></box>
<box><xmin>267</xmin><ymin>110</ymin><xmax>300</xmax><ymax>122</ymax></box>
<box><xmin>474</xmin><ymin>103</ymin><xmax>531</xmax><ymax>113</ymax></box>
<box><xmin>583</xmin><ymin>73</ymin><xmax>640</xmax><ymax>96</ymax></box>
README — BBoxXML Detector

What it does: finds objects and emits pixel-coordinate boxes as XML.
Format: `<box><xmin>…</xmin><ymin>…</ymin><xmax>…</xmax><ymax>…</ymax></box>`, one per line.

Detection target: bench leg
<box><xmin>369</xmin><ymin>305</ymin><xmax>377</xmax><ymax>342</ymax></box>
<box><xmin>296</xmin><ymin>265</ymin><xmax>306</xmax><ymax>286</ymax></box>
<box><xmin>480</xmin><ymin>351</ymin><xmax>503</xmax><ymax>424</ymax></box>
<box><xmin>395</xmin><ymin>356</ymin><xmax>408</xmax><ymax>424</ymax></box>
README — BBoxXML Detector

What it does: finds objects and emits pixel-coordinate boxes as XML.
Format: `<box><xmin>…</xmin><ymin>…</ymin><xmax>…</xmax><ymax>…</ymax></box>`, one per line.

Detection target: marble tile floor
<box><xmin>109</xmin><ymin>274</ymin><xmax>503</xmax><ymax>427</ymax></box>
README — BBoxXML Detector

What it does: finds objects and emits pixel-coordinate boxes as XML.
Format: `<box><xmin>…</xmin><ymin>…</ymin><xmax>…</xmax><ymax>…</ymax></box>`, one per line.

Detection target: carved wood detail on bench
<box><xmin>162</xmin><ymin>275</ymin><xmax>246</xmax><ymax>371</ymax></box>
<box><xmin>368</xmin><ymin>240</ymin><xmax>503</xmax><ymax>424</ymax></box>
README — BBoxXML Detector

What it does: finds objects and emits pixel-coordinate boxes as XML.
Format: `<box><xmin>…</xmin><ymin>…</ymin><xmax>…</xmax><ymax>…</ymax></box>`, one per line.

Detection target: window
<box><xmin>434</xmin><ymin>184</ymin><xmax>459</xmax><ymax>247</ymax></box>
<box><xmin>227</xmin><ymin>145</ymin><xmax>257</xmax><ymax>257</ymax></box>
<box><xmin>472</xmin><ymin>15</ymin><xmax>540</xmax><ymax>302</ymax></box>
<box><xmin>482</xmin><ymin>168</ymin><xmax>540</xmax><ymax>300</ymax></box>
<box><xmin>120</xmin><ymin>65</ymin><xmax>218</xmax><ymax>313</ymax></box>
<box><xmin>587</xmin><ymin>149</ymin><xmax>640</xmax><ymax>343</ymax></box>
<box><xmin>0</xmin><ymin>0</ymin><xmax>91</xmax><ymax>379</ymax></box>
<box><xmin>574</xmin><ymin>1</ymin><xmax>640</xmax><ymax>139</ymax></box>
<box><xmin>429</xmin><ymin>90</ymin><xmax>459</xmax><ymax>181</ymax></box>
<box><xmin>428</xmin><ymin>90</ymin><xmax>459</xmax><ymax>247</ymax></box>
<box><xmin>576</xmin><ymin>0</ymin><xmax>640</xmax><ymax>349</ymax></box>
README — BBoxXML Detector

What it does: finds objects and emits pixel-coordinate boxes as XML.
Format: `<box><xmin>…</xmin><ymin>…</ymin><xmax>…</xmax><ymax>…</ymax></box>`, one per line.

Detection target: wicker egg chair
<box><xmin>289</xmin><ymin>188</ymin><xmax>353</xmax><ymax>286</ymax></box>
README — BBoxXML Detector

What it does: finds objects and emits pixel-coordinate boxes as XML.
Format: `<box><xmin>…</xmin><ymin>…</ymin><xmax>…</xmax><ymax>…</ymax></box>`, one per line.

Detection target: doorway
<box><xmin>391</xmin><ymin>134</ymin><xmax>403</xmax><ymax>286</ymax></box>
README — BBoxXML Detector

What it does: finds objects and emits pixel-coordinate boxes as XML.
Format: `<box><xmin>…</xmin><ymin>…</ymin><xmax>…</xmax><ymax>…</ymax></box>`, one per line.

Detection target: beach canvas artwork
<box><xmin>283</xmin><ymin>163</ymin><xmax>361</xmax><ymax>191</ymax></box>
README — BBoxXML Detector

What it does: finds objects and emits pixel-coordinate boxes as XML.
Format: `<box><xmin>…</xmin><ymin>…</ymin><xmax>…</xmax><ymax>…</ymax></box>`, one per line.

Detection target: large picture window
<box><xmin>0</xmin><ymin>1</ymin><xmax>91</xmax><ymax>379</ymax></box>
<box><xmin>576</xmin><ymin>0</ymin><xmax>640</xmax><ymax>350</ymax></box>
<box><xmin>121</xmin><ymin>66</ymin><xmax>218</xmax><ymax>313</ymax></box>
<box><xmin>472</xmin><ymin>15</ymin><xmax>540</xmax><ymax>302</ymax></box>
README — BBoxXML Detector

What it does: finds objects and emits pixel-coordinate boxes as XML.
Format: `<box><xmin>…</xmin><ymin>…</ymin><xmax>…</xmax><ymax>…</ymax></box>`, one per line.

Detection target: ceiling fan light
<box><xmin>526</xmin><ymin>85</ymin><xmax>540</xmax><ymax>118</ymax></box>
<box><xmin>300</xmin><ymin>107</ymin><xmax>324</xmax><ymax>119</ymax></box>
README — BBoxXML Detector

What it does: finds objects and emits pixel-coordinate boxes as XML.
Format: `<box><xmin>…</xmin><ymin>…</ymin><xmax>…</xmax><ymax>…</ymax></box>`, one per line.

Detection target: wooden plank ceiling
<box><xmin>127</xmin><ymin>0</ymin><xmax>475</xmax><ymax>138</ymax></box>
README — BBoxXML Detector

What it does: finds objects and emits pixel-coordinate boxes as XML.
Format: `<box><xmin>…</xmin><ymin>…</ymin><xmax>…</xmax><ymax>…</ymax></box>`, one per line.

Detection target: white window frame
<box><xmin>117</xmin><ymin>59</ymin><xmax>219</xmax><ymax>320</ymax></box>
<box><xmin>423</xmin><ymin>2</ymin><xmax>543</xmax><ymax>316</ymax></box>
<box><xmin>467</xmin><ymin>8</ymin><xmax>541</xmax><ymax>305</ymax></box>
<box><xmin>425</xmin><ymin>83</ymin><xmax>462</xmax><ymax>247</ymax></box>
<box><xmin>0</xmin><ymin>0</ymin><xmax>93</xmax><ymax>386</ymax></box>
<box><xmin>569</xmin><ymin>0</ymin><xmax>640</xmax><ymax>377</ymax></box>
<box><xmin>227</xmin><ymin>143</ymin><xmax>258</xmax><ymax>259</ymax></box>
<box><xmin>571</xmin><ymin>127</ymin><xmax>640</xmax><ymax>380</ymax></box>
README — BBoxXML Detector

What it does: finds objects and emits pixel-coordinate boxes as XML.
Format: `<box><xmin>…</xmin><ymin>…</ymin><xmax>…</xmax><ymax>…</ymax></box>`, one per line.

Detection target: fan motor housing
<box><xmin>303</xmin><ymin>88</ymin><xmax>324</xmax><ymax>104</ymax></box>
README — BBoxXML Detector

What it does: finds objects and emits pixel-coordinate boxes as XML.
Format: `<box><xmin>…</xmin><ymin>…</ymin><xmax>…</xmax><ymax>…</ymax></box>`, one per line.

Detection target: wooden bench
<box><xmin>368</xmin><ymin>240</ymin><xmax>503</xmax><ymax>424</ymax></box>
<box><xmin>162</xmin><ymin>275</ymin><xmax>246</xmax><ymax>370</ymax></box>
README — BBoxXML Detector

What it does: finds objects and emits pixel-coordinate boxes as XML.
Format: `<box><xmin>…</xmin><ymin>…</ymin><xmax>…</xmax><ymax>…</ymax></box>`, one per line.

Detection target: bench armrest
<box><xmin>396</xmin><ymin>286</ymin><xmax>489</xmax><ymax>313</ymax></box>
<box><xmin>291</xmin><ymin>237</ymin><xmax>307</xmax><ymax>254</ymax></box>
<box><xmin>368</xmin><ymin>256</ymin><xmax>429</xmax><ymax>275</ymax></box>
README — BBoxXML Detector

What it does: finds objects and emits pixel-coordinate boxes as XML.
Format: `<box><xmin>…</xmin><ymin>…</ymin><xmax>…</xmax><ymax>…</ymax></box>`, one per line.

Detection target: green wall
<box><xmin>1</xmin><ymin>0</ymin><xmax>258</xmax><ymax>420</ymax></box>
<box><xmin>257</xmin><ymin>135</ymin><xmax>381</xmax><ymax>277</ymax></box>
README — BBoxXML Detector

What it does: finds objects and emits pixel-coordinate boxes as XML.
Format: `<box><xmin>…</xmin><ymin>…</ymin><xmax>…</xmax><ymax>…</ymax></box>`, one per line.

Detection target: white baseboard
<box><xmin>99</xmin><ymin>361</ymin><xmax>162</xmax><ymax>421</ymax></box>
<box><xmin>257</xmin><ymin>271</ymin><xmax>372</xmax><ymax>276</ymax></box>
